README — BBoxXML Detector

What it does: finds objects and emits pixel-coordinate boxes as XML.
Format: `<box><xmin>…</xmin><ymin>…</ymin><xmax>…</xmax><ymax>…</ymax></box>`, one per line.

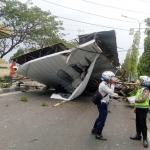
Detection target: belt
<box><xmin>101</xmin><ymin>101</ymin><xmax>109</xmax><ymax>104</ymax></box>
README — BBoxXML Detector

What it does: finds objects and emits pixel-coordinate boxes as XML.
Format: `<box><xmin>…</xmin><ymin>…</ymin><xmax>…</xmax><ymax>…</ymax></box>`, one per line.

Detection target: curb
<box><xmin>0</xmin><ymin>86</ymin><xmax>27</xmax><ymax>94</ymax></box>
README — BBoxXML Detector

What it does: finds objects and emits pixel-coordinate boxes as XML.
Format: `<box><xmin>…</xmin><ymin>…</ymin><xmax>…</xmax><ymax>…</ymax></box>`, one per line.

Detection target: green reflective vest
<box><xmin>135</xmin><ymin>88</ymin><xmax>149</xmax><ymax>108</ymax></box>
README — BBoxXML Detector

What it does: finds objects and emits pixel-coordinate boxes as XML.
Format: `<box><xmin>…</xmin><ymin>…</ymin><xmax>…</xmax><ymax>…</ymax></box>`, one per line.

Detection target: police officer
<box><xmin>91</xmin><ymin>71</ymin><xmax>116</xmax><ymax>140</ymax></box>
<box><xmin>130</xmin><ymin>76</ymin><xmax>150</xmax><ymax>148</ymax></box>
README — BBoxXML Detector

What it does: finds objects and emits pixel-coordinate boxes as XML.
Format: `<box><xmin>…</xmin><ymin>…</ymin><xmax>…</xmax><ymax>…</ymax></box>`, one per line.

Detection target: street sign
<box><xmin>129</xmin><ymin>28</ymin><xmax>134</xmax><ymax>35</ymax></box>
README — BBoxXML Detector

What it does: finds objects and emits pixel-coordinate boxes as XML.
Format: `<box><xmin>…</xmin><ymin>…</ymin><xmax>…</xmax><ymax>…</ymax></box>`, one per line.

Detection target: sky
<box><xmin>3</xmin><ymin>0</ymin><xmax>150</xmax><ymax>64</ymax></box>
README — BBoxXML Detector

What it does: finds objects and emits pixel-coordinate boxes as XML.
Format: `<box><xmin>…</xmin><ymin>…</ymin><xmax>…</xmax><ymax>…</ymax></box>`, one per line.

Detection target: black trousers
<box><xmin>136</xmin><ymin>108</ymin><xmax>148</xmax><ymax>140</ymax></box>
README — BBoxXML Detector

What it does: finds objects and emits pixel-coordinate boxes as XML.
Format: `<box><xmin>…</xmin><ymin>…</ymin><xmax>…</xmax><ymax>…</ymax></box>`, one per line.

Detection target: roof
<box><xmin>78</xmin><ymin>30</ymin><xmax>119</xmax><ymax>66</ymax></box>
<box><xmin>12</xmin><ymin>42</ymin><xmax>69</xmax><ymax>64</ymax></box>
<box><xmin>0</xmin><ymin>24</ymin><xmax>13</xmax><ymax>38</ymax></box>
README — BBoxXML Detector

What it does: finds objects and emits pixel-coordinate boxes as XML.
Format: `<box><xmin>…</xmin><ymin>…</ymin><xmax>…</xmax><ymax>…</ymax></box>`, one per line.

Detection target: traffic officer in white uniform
<box><xmin>91</xmin><ymin>71</ymin><xmax>116</xmax><ymax>140</ymax></box>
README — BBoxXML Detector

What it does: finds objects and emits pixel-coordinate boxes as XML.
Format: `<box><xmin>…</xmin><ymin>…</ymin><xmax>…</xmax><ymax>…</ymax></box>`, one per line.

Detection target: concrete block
<box><xmin>0</xmin><ymin>89</ymin><xmax>3</xmax><ymax>94</ymax></box>
<box><xmin>9</xmin><ymin>87</ymin><xmax>15</xmax><ymax>92</ymax></box>
<box><xmin>15</xmin><ymin>87</ymin><xmax>21</xmax><ymax>91</ymax></box>
<box><xmin>3</xmin><ymin>88</ymin><xmax>10</xmax><ymax>93</ymax></box>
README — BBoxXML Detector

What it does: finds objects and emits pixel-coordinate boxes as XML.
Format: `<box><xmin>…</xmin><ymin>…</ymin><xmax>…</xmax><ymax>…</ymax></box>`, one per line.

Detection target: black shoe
<box><xmin>130</xmin><ymin>134</ymin><xmax>142</xmax><ymax>140</ymax></box>
<box><xmin>91</xmin><ymin>128</ymin><xmax>97</xmax><ymax>135</ymax></box>
<box><xmin>143</xmin><ymin>140</ymin><xmax>148</xmax><ymax>148</ymax></box>
<box><xmin>95</xmin><ymin>134</ymin><xmax>107</xmax><ymax>140</ymax></box>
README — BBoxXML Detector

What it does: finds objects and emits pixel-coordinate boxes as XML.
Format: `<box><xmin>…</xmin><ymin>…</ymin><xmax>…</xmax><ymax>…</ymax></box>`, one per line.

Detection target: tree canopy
<box><xmin>0</xmin><ymin>0</ymin><xmax>65</xmax><ymax>59</ymax></box>
<box><xmin>129</xmin><ymin>31</ymin><xmax>140</xmax><ymax>77</ymax></box>
<box><xmin>120</xmin><ymin>49</ymin><xmax>131</xmax><ymax>79</ymax></box>
<box><xmin>121</xmin><ymin>31</ymin><xmax>140</xmax><ymax>81</ymax></box>
<box><xmin>137</xmin><ymin>19</ymin><xmax>150</xmax><ymax>77</ymax></box>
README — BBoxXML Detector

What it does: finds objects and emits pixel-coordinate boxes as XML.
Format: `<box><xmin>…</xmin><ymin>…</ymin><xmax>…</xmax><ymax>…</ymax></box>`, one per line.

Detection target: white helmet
<box><xmin>139</xmin><ymin>76</ymin><xmax>150</xmax><ymax>87</ymax></box>
<box><xmin>102</xmin><ymin>71</ymin><xmax>115</xmax><ymax>81</ymax></box>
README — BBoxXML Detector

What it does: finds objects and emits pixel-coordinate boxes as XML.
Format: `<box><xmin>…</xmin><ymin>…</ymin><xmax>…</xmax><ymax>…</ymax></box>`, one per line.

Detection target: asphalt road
<box><xmin>0</xmin><ymin>90</ymin><xmax>149</xmax><ymax>150</ymax></box>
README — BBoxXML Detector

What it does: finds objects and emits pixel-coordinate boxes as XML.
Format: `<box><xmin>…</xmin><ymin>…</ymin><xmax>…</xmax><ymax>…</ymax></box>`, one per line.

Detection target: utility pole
<box><xmin>121</xmin><ymin>15</ymin><xmax>145</xmax><ymax>33</ymax></box>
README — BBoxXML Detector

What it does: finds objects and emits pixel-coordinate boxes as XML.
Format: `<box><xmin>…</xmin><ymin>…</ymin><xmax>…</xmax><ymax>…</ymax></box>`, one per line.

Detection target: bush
<box><xmin>0</xmin><ymin>76</ymin><xmax>11</xmax><ymax>83</ymax></box>
<box><xmin>0</xmin><ymin>76</ymin><xmax>12</xmax><ymax>88</ymax></box>
<box><xmin>0</xmin><ymin>83</ymin><xmax>12</xmax><ymax>88</ymax></box>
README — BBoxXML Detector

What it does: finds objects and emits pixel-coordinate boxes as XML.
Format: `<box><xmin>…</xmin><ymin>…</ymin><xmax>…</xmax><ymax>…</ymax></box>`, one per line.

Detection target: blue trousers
<box><xmin>93</xmin><ymin>102</ymin><xmax>108</xmax><ymax>128</ymax></box>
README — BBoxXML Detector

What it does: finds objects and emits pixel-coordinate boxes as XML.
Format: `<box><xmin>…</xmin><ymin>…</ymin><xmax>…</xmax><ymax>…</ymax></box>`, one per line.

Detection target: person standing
<box><xmin>130</xmin><ymin>76</ymin><xmax>150</xmax><ymax>148</ymax></box>
<box><xmin>91</xmin><ymin>71</ymin><xmax>116</xmax><ymax>140</ymax></box>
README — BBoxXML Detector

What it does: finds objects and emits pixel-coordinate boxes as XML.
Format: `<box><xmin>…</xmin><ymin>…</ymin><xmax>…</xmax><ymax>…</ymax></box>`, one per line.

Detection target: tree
<box><xmin>0</xmin><ymin>0</ymin><xmax>65</xmax><ymax>58</ymax></box>
<box><xmin>9</xmin><ymin>49</ymin><xmax>24</xmax><ymax>63</ymax></box>
<box><xmin>120</xmin><ymin>49</ymin><xmax>131</xmax><ymax>79</ymax></box>
<box><xmin>129</xmin><ymin>31</ymin><xmax>140</xmax><ymax>77</ymax></box>
<box><xmin>121</xmin><ymin>31</ymin><xmax>140</xmax><ymax>80</ymax></box>
<box><xmin>137</xmin><ymin>30</ymin><xmax>150</xmax><ymax>76</ymax></box>
<box><xmin>137</xmin><ymin>18</ymin><xmax>150</xmax><ymax>77</ymax></box>
<box><xmin>63</xmin><ymin>40</ymin><xmax>79</xmax><ymax>49</ymax></box>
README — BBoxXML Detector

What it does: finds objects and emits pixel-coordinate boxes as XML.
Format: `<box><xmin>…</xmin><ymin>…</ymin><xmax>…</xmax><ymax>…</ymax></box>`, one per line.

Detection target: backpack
<box><xmin>92</xmin><ymin>90</ymin><xmax>108</xmax><ymax>105</ymax></box>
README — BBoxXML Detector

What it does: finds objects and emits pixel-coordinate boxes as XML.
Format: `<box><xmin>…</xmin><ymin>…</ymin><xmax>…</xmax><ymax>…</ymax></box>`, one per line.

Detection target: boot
<box><xmin>130</xmin><ymin>134</ymin><xmax>142</xmax><ymax>140</ymax></box>
<box><xmin>142</xmin><ymin>128</ymin><xmax>148</xmax><ymax>148</ymax></box>
<box><xmin>91</xmin><ymin>128</ymin><xmax>97</xmax><ymax>135</ymax></box>
<box><xmin>95</xmin><ymin>127</ymin><xmax>107</xmax><ymax>140</ymax></box>
<box><xmin>143</xmin><ymin>140</ymin><xmax>148</xmax><ymax>148</ymax></box>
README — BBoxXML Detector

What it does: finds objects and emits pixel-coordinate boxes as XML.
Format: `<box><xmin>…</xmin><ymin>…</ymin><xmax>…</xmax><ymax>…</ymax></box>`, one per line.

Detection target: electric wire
<box><xmin>42</xmin><ymin>0</ymin><xmax>138</xmax><ymax>24</ymax></box>
<box><xmin>53</xmin><ymin>15</ymin><xmax>130</xmax><ymax>31</ymax></box>
<box><xmin>82</xmin><ymin>0</ymin><xmax>150</xmax><ymax>15</ymax></box>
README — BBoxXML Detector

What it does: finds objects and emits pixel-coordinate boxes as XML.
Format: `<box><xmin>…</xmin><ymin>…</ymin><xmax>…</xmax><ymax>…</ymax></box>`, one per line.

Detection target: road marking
<box><xmin>53</xmin><ymin>101</ymin><xmax>66</xmax><ymax>107</ymax></box>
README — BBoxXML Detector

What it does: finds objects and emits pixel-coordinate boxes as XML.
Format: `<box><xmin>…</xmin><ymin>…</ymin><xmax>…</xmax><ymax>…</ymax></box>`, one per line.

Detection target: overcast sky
<box><xmin>4</xmin><ymin>0</ymin><xmax>150</xmax><ymax>64</ymax></box>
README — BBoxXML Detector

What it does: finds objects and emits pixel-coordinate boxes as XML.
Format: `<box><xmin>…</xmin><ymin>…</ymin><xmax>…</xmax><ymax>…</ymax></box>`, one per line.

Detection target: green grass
<box><xmin>41</xmin><ymin>103</ymin><xmax>49</xmax><ymax>107</ymax></box>
<box><xmin>108</xmin><ymin>110</ymin><xmax>111</xmax><ymax>113</ymax></box>
<box><xmin>21</xmin><ymin>90</ymin><xmax>27</xmax><ymax>92</ymax></box>
<box><xmin>20</xmin><ymin>97</ymin><xmax>28</xmax><ymax>102</ymax></box>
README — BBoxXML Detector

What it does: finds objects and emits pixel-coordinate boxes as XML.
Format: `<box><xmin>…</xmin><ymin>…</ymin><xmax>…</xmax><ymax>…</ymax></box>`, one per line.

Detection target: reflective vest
<box><xmin>135</xmin><ymin>88</ymin><xmax>149</xmax><ymax>108</ymax></box>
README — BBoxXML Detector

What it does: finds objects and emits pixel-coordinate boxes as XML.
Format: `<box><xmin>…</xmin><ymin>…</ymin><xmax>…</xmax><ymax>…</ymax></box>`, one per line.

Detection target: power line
<box><xmin>42</xmin><ymin>0</ymin><xmax>138</xmax><ymax>24</ymax></box>
<box><xmin>53</xmin><ymin>15</ymin><xmax>129</xmax><ymax>31</ymax></box>
<box><xmin>63</xmin><ymin>24</ymin><xmax>139</xmax><ymax>28</ymax></box>
<box><xmin>118</xmin><ymin>48</ymin><xmax>144</xmax><ymax>52</ymax></box>
<box><xmin>66</xmin><ymin>37</ymin><xmax>144</xmax><ymax>54</ymax></box>
<box><xmin>118</xmin><ymin>50</ymin><xmax>129</xmax><ymax>52</ymax></box>
<box><xmin>140</xmin><ymin>0</ymin><xmax>150</xmax><ymax>2</ymax></box>
<box><xmin>82</xmin><ymin>0</ymin><xmax>150</xmax><ymax>15</ymax></box>
<box><xmin>64</xmin><ymin>29</ymin><xmax>77</xmax><ymax>31</ymax></box>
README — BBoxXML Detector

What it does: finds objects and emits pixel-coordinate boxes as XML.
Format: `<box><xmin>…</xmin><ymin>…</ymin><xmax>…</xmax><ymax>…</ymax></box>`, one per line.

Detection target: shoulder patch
<box><xmin>143</xmin><ymin>89</ymin><xmax>149</xmax><ymax>96</ymax></box>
